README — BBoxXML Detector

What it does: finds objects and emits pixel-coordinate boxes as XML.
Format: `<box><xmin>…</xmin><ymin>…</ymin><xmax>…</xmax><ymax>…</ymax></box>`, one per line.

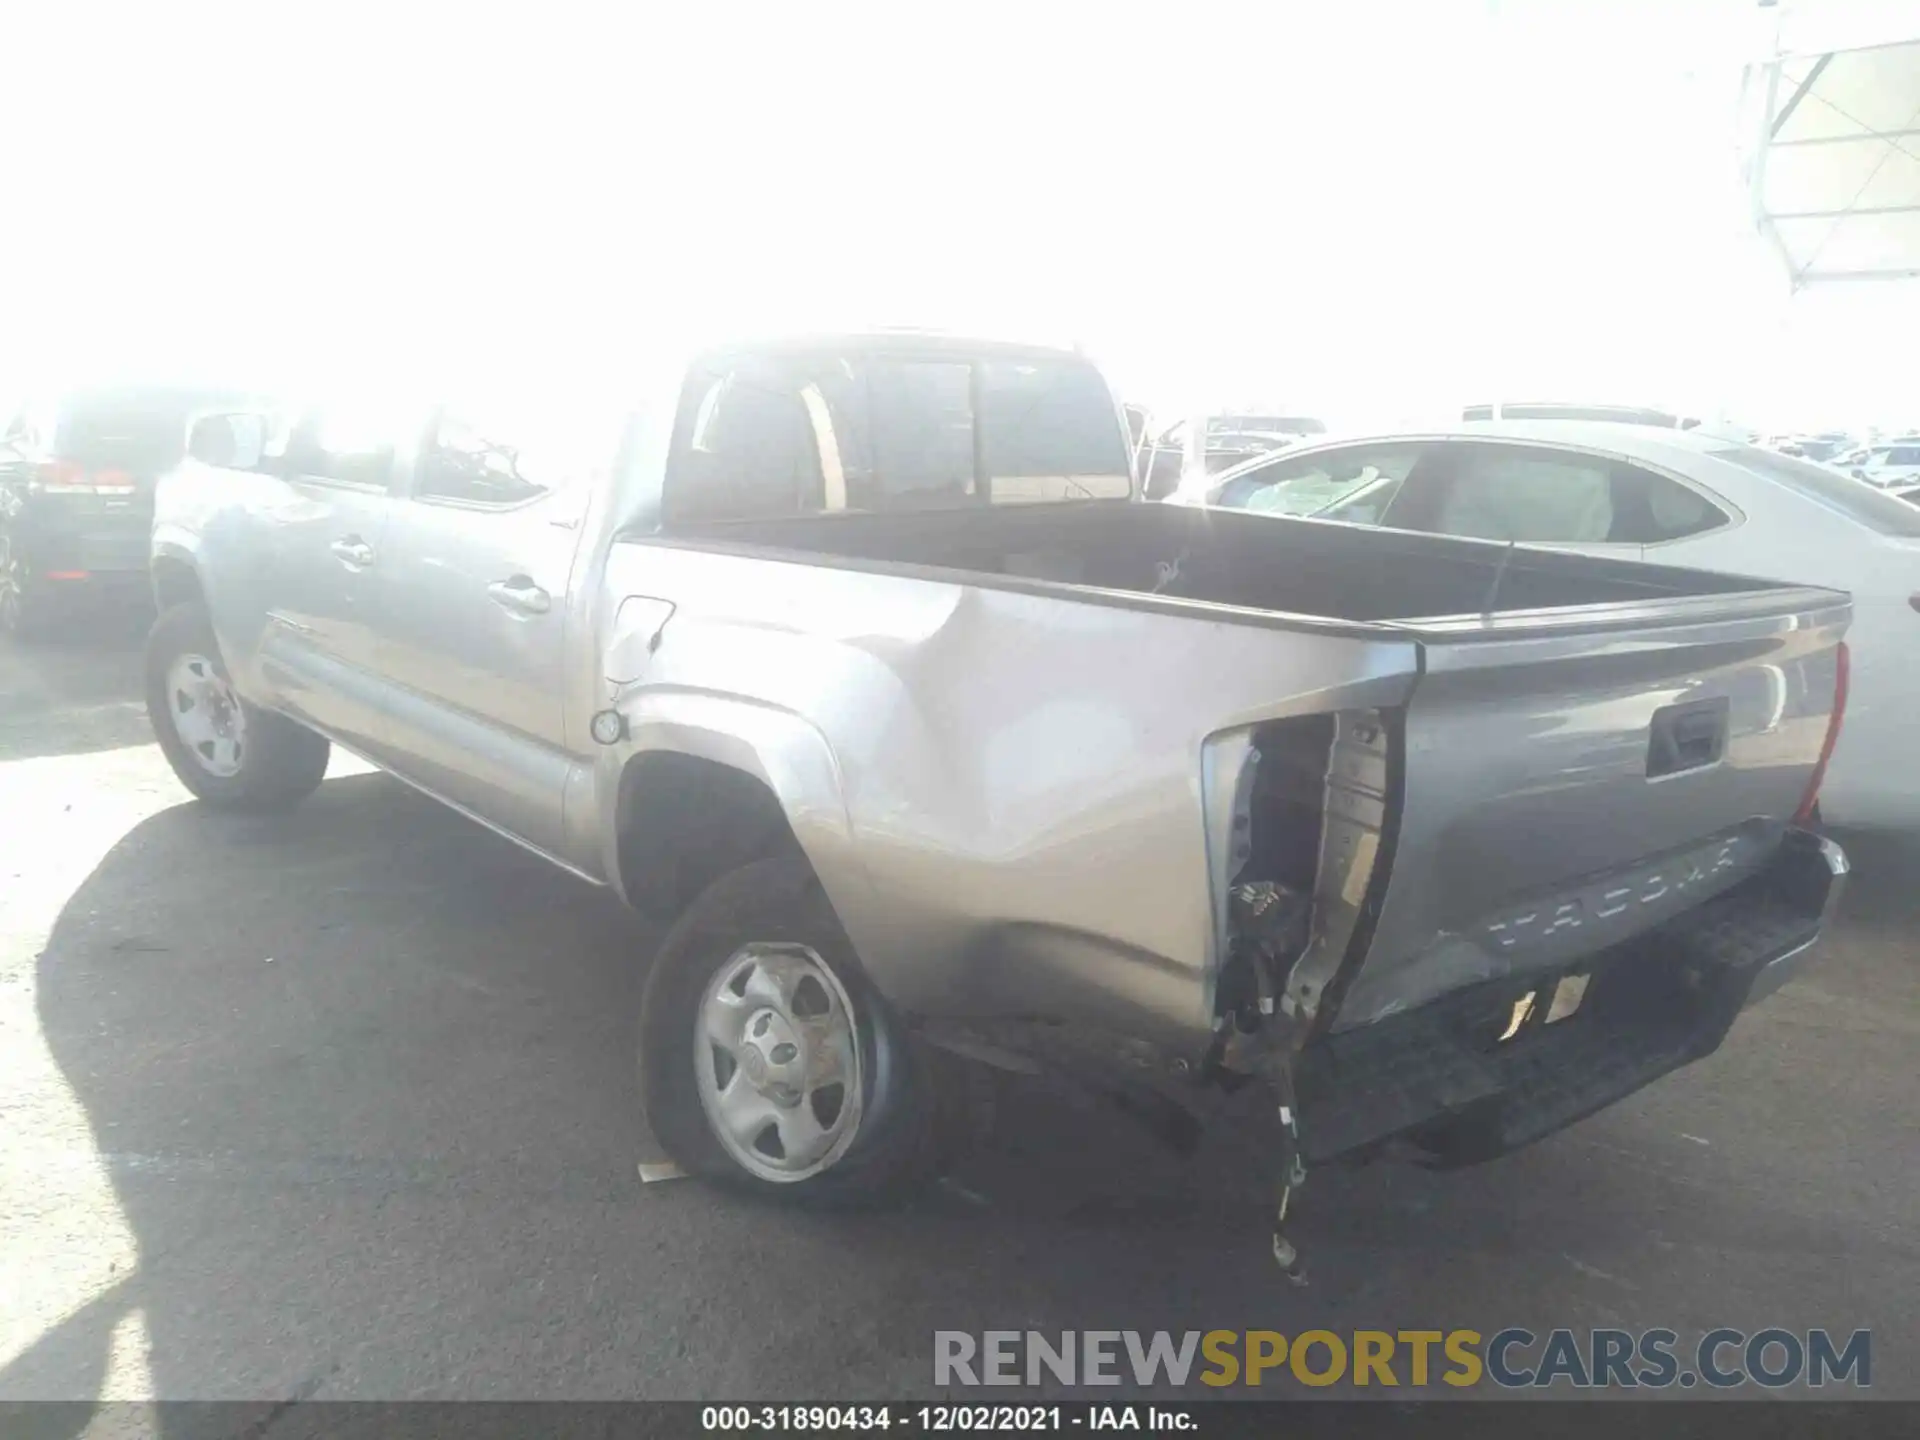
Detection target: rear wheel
<box><xmin>639</xmin><ymin>856</ymin><xmax>941</xmax><ymax>1206</ymax></box>
<box><xmin>0</xmin><ymin>529</ymin><xmax>53</xmax><ymax>640</ymax></box>
<box><xmin>145</xmin><ymin>602</ymin><xmax>331</xmax><ymax>810</ymax></box>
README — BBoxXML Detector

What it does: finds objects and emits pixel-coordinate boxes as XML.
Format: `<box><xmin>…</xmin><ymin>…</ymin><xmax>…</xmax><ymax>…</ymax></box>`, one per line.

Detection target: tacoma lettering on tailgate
<box><xmin>1479</xmin><ymin>830</ymin><xmax>1762</xmax><ymax>955</ymax></box>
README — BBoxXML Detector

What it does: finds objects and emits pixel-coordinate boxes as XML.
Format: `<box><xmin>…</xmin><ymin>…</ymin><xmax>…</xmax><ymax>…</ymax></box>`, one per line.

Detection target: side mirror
<box><xmin>188</xmin><ymin>413</ymin><xmax>269</xmax><ymax>470</ymax></box>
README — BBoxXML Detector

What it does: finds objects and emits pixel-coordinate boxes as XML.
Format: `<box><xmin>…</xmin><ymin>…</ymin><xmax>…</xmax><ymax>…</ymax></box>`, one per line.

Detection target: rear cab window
<box><xmin>1712</xmin><ymin>445</ymin><xmax>1920</xmax><ymax>537</ymax></box>
<box><xmin>663</xmin><ymin>347</ymin><xmax>1131</xmax><ymax>523</ymax></box>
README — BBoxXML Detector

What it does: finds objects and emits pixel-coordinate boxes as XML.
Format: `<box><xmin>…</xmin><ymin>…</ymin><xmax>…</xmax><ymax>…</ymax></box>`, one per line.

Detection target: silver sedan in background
<box><xmin>1173</xmin><ymin>420</ymin><xmax>1920</xmax><ymax>829</ymax></box>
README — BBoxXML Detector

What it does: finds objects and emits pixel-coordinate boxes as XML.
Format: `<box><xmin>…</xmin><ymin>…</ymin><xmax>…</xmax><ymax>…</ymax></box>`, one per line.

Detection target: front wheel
<box><xmin>145</xmin><ymin>602</ymin><xmax>331</xmax><ymax>810</ymax></box>
<box><xmin>638</xmin><ymin>856</ymin><xmax>941</xmax><ymax>1206</ymax></box>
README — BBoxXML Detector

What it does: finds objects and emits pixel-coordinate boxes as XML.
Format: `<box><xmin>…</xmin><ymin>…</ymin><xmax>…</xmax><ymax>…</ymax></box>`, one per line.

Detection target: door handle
<box><xmin>487</xmin><ymin>577</ymin><xmax>552</xmax><ymax>615</ymax></box>
<box><xmin>329</xmin><ymin>537</ymin><xmax>376</xmax><ymax>567</ymax></box>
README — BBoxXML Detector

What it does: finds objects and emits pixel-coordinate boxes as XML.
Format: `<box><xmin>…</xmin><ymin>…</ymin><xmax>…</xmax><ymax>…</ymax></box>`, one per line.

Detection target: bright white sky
<box><xmin>4</xmin><ymin>0</ymin><xmax>1916</xmax><ymax>433</ymax></box>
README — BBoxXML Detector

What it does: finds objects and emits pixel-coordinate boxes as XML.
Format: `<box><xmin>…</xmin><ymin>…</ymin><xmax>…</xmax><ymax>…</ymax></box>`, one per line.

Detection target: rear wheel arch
<box><xmin>615</xmin><ymin>750</ymin><xmax>805</xmax><ymax>923</ymax></box>
<box><xmin>150</xmin><ymin>552</ymin><xmax>205</xmax><ymax>612</ymax></box>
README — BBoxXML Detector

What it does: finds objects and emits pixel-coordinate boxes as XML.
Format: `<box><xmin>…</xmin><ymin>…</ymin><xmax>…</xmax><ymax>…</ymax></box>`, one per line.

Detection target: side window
<box><xmin>1156</xmin><ymin>420</ymin><xmax>1189</xmax><ymax>451</ymax></box>
<box><xmin>1462</xmin><ymin>406</ymin><xmax>1495</xmax><ymax>421</ymax></box>
<box><xmin>287</xmin><ymin>407</ymin><xmax>399</xmax><ymax>489</ymax></box>
<box><xmin>1422</xmin><ymin>447</ymin><xmax>1729</xmax><ymax>545</ymax></box>
<box><xmin>1887</xmin><ymin>446</ymin><xmax>1920</xmax><ymax>466</ymax></box>
<box><xmin>1615</xmin><ymin>465</ymin><xmax>1730</xmax><ymax>543</ymax></box>
<box><xmin>416</xmin><ymin>411</ymin><xmax>551</xmax><ymax>507</ymax></box>
<box><xmin>1430</xmin><ymin>447</ymin><xmax>1619</xmax><ymax>544</ymax></box>
<box><xmin>1211</xmin><ymin>446</ymin><xmax>1422</xmax><ymax>525</ymax></box>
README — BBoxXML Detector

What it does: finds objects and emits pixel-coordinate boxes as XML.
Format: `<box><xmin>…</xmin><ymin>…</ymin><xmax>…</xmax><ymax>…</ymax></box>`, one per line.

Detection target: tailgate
<box><xmin>1327</xmin><ymin>585</ymin><xmax>1850</xmax><ymax>1031</ymax></box>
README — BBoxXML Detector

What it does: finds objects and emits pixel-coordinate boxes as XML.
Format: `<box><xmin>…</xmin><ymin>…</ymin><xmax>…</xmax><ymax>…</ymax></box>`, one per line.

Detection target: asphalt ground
<box><xmin>1</xmin><ymin>610</ymin><xmax>1915</xmax><ymax>1405</ymax></box>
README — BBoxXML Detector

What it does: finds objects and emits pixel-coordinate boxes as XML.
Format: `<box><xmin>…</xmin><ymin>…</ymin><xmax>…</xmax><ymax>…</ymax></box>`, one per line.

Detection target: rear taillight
<box><xmin>34</xmin><ymin>460</ymin><xmax>89</xmax><ymax>490</ymax></box>
<box><xmin>1793</xmin><ymin>640</ymin><xmax>1849</xmax><ymax>825</ymax></box>
<box><xmin>27</xmin><ymin>460</ymin><xmax>135</xmax><ymax>494</ymax></box>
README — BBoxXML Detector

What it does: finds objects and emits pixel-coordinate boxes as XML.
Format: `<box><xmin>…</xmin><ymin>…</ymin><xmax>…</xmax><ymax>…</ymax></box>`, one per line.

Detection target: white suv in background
<box><xmin>1834</xmin><ymin>439</ymin><xmax>1920</xmax><ymax>489</ymax></box>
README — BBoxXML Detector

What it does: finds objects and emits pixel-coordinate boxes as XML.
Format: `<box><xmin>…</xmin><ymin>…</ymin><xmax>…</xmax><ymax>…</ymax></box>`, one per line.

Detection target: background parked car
<box><xmin>1</xmin><ymin>384</ymin><xmax>255</xmax><ymax>637</ymax></box>
<box><xmin>1175</xmin><ymin>420</ymin><xmax>1920</xmax><ymax>828</ymax></box>
<box><xmin>1139</xmin><ymin>412</ymin><xmax>1326</xmax><ymax>498</ymax></box>
<box><xmin>1770</xmin><ymin>431</ymin><xmax>1856</xmax><ymax>463</ymax></box>
<box><xmin>1462</xmin><ymin>402</ymin><xmax>1762</xmax><ymax>444</ymax></box>
<box><xmin>1833</xmin><ymin>438</ymin><xmax>1920</xmax><ymax>489</ymax></box>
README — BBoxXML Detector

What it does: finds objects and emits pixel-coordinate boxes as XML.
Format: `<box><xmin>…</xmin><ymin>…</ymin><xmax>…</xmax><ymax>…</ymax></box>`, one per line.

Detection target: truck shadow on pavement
<box><xmin>9</xmin><ymin>779</ymin><xmax>1919</xmax><ymax>1409</ymax></box>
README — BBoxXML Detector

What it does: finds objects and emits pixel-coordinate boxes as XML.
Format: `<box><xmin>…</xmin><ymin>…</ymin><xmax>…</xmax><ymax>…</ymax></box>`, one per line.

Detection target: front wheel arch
<box><xmin>145</xmin><ymin>601</ymin><xmax>330</xmax><ymax>811</ymax></box>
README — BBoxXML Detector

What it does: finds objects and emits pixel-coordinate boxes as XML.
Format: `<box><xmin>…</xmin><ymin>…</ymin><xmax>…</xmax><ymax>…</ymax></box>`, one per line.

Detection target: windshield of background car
<box><xmin>1715</xmin><ymin>445</ymin><xmax>1920</xmax><ymax>538</ymax></box>
<box><xmin>667</xmin><ymin>351</ymin><xmax>1131</xmax><ymax>522</ymax></box>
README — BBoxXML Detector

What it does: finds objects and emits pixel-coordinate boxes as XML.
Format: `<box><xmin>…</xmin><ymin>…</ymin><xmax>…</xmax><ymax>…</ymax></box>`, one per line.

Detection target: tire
<box><xmin>639</xmin><ymin>855</ymin><xmax>941</xmax><ymax>1207</ymax></box>
<box><xmin>145</xmin><ymin>601</ymin><xmax>331</xmax><ymax>811</ymax></box>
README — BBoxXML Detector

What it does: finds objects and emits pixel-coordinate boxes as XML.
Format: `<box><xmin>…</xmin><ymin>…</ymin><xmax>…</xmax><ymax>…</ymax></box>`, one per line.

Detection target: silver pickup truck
<box><xmin>148</xmin><ymin>333</ymin><xmax>1850</xmax><ymax>1238</ymax></box>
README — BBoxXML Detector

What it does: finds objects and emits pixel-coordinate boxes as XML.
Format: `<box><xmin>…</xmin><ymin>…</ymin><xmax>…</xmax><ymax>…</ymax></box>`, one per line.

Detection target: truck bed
<box><xmin>618</xmin><ymin>500</ymin><xmax>1847</xmax><ymax>1112</ymax></box>
<box><xmin>665</xmin><ymin>499</ymin><xmax>1776</xmax><ymax>626</ymax></box>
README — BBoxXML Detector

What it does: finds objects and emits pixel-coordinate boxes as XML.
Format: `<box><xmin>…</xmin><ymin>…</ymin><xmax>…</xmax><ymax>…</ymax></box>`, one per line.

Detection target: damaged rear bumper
<box><xmin>1292</xmin><ymin>827</ymin><xmax>1847</xmax><ymax>1167</ymax></box>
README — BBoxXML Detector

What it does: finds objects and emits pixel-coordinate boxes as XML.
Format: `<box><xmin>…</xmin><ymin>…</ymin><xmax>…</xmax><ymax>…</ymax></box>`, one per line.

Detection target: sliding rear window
<box><xmin>665</xmin><ymin>350</ymin><xmax>1131</xmax><ymax>523</ymax></box>
<box><xmin>1715</xmin><ymin>445</ymin><xmax>1920</xmax><ymax>537</ymax></box>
